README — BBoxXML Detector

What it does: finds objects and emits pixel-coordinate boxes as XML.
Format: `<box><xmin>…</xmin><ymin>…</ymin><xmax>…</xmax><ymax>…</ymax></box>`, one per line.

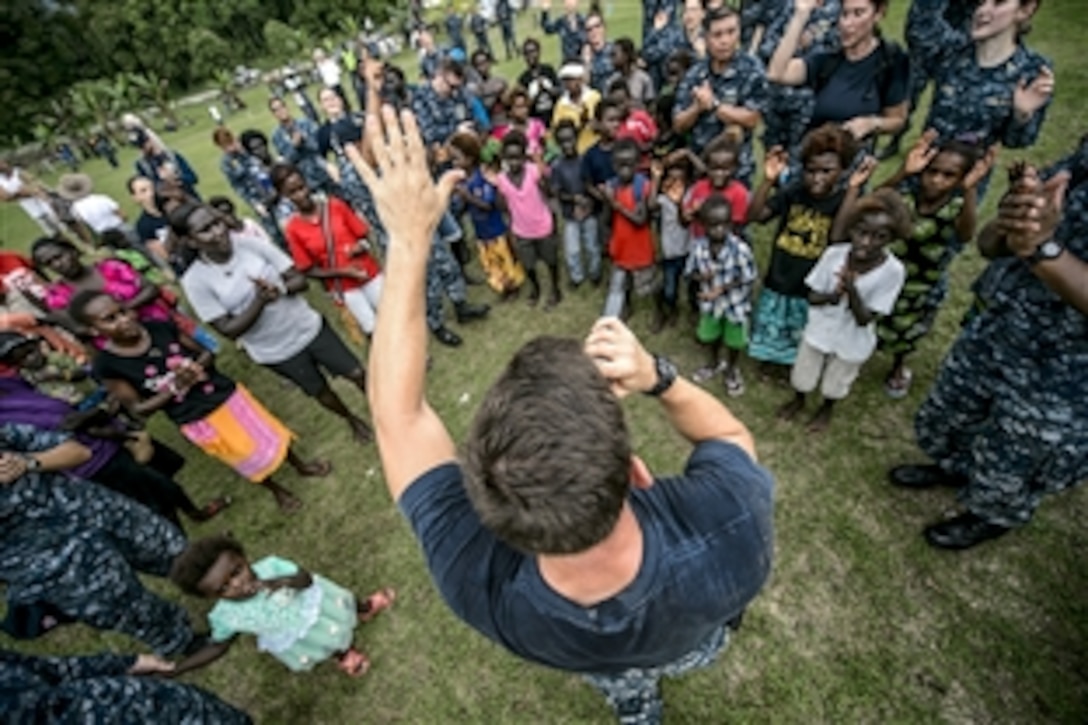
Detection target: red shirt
<box><xmin>285</xmin><ymin>197</ymin><xmax>380</xmax><ymax>294</ymax></box>
<box><xmin>683</xmin><ymin>179</ymin><xmax>749</xmax><ymax>239</ymax></box>
<box><xmin>616</xmin><ymin>109</ymin><xmax>659</xmax><ymax>148</ymax></box>
<box><xmin>609</xmin><ymin>179</ymin><xmax>655</xmax><ymax>271</ymax></box>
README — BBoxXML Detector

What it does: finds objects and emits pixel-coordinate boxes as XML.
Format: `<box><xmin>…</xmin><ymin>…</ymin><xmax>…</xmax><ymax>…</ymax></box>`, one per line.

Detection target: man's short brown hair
<box><xmin>463</xmin><ymin>337</ymin><xmax>632</xmax><ymax>555</ymax></box>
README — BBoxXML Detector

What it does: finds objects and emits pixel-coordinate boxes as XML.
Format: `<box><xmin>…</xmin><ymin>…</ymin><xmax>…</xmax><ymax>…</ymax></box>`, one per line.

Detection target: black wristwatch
<box><xmin>1024</xmin><ymin>238</ymin><xmax>1064</xmax><ymax>266</ymax></box>
<box><xmin>22</xmin><ymin>455</ymin><xmax>41</xmax><ymax>472</ymax></box>
<box><xmin>645</xmin><ymin>354</ymin><xmax>678</xmax><ymax>397</ymax></box>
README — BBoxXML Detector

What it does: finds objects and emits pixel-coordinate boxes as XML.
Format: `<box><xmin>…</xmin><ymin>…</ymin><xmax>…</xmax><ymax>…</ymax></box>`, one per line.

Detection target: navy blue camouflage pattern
<box><xmin>1</xmin><ymin>651</ymin><xmax>252</xmax><ymax>725</ymax></box>
<box><xmin>914</xmin><ymin>176</ymin><xmax>1088</xmax><ymax>527</ymax></box>
<box><xmin>674</xmin><ymin>54</ymin><xmax>770</xmax><ymax>184</ymax></box>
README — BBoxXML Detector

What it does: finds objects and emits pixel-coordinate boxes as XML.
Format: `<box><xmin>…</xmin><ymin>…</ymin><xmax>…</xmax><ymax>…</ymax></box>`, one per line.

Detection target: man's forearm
<box><xmin>368</xmin><ymin>234</ymin><xmax>430</xmax><ymax>421</ymax></box>
<box><xmin>657</xmin><ymin>378</ymin><xmax>756</xmax><ymax>458</ymax></box>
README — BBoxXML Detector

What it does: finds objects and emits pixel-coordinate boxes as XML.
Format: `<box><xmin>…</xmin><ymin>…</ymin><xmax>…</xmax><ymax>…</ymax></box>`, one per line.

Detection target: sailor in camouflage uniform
<box><xmin>0</xmin><ymin>425</ymin><xmax>197</xmax><ymax>654</ymax></box>
<box><xmin>878</xmin><ymin>0</ymin><xmax>975</xmax><ymax>159</ymax></box>
<box><xmin>893</xmin><ymin>159</ymin><xmax>1088</xmax><ymax>549</ymax></box>
<box><xmin>1</xmin><ymin>650</ymin><xmax>252</xmax><ymax>724</ymax></box>
<box><xmin>541</xmin><ymin>2</ymin><xmax>587</xmax><ymax>63</ymax></box>
<box><xmin>906</xmin><ymin>0</ymin><xmax>1054</xmax><ymax>198</ymax></box>
<box><xmin>757</xmin><ymin>0</ymin><xmax>840</xmax><ymax>157</ymax></box>
<box><xmin>673</xmin><ymin>8</ymin><xmax>769</xmax><ymax>185</ymax></box>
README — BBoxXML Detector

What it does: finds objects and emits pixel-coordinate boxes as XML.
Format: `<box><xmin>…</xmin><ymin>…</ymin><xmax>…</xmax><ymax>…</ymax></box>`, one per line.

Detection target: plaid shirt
<box><xmin>685</xmin><ymin>234</ymin><xmax>757</xmax><ymax>323</ymax></box>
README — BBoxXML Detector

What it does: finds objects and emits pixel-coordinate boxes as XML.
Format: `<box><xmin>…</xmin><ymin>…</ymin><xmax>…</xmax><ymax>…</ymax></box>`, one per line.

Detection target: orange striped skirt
<box><xmin>179</xmin><ymin>384</ymin><xmax>293</xmax><ymax>482</ymax></box>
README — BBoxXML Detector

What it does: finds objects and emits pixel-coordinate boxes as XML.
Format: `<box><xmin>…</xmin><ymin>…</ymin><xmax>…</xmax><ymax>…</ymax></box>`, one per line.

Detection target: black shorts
<box><xmin>515</xmin><ymin>234</ymin><xmax>559</xmax><ymax>268</ymax></box>
<box><xmin>267</xmin><ymin>320</ymin><xmax>361</xmax><ymax>396</ymax></box>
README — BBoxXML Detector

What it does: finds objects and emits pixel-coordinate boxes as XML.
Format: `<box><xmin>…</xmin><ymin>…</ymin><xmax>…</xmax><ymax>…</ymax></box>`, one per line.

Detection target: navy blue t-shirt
<box><xmin>398</xmin><ymin>440</ymin><xmax>775</xmax><ymax>674</ymax></box>
<box><xmin>804</xmin><ymin>43</ymin><xmax>909</xmax><ymax>131</ymax></box>
<box><xmin>581</xmin><ymin>144</ymin><xmax>616</xmax><ymax>214</ymax></box>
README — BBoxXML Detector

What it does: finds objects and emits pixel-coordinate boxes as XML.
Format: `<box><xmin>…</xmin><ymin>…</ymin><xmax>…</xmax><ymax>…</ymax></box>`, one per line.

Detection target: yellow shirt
<box><xmin>551</xmin><ymin>89</ymin><xmax>602</xmax><ymax>154</ymax></box>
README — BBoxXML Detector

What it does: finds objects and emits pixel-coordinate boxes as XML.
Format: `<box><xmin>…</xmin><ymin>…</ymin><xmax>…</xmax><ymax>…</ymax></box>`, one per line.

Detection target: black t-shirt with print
<box><xmin>92</xmin><ymin>321</ymin><xmax>235</xmax><ymax>425</ymax></box>
<box><xmin>763</xmin><ymin>182</ymin><xmax>846</xmax><ymax>297</ymax></box>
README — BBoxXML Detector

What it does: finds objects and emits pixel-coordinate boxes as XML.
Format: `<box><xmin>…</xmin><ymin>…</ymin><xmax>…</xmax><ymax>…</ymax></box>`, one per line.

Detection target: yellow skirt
<box><xmin>179</xmin><ymin>384</ymin><xmax>293</xmax><ymax>482</ymax></box>
<box><xmin>478</xmin><ymin>235</ymin><xmax>525</xmax><ymax>293</ymax></box>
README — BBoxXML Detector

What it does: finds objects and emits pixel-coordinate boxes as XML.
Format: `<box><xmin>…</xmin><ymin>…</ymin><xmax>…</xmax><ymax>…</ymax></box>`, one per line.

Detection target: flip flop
<box><xmin>190</xmin><ymin>496</ymin><xmax>233</xmax><ymax>523</ymax></box>
<box><xmin>884</xmin><ymin>367</ymin><xmax>913</xmax><ymax>399</ymax></box>
<box><xmin>336</xmin><ymin>648</ymin><xmax>371</xmax><ymax>677</ymax></box>
<box><xmin>358</xmin><ymin>587</ymin><xmax>396</xmax><ymax>623</ymax></box>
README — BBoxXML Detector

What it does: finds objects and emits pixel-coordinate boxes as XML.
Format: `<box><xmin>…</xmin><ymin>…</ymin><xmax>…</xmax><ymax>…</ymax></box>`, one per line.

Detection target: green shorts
<box><xmin>697</xmin><ymin>315</ymin><xmax>748</xmax><ymax>349</ymax></box>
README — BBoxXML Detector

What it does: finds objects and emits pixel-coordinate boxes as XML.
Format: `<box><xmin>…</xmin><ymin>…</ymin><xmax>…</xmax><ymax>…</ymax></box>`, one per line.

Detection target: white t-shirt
<box><xmin>802</xmin><ymin>243</ymin><xmax>905</xmax><ymax>363</ymax></box>
<box><xmin>71</xmin><ymin>194</ymin><xmax>124</xmax><ymax>234</ymax></box>
<box><xmin>318</xmin><ymin>58</ymin><xmax>342</xmax><ymax>88</ymax></box>
<box><xmin>182</xmin><ymin>236</ymin><xmax>322</xmax><ymax>364</ymax></box>
<box><xmin>0</xmin><ymin>168</ymin><xmax>52</xmax><ymax>218</ymax></box>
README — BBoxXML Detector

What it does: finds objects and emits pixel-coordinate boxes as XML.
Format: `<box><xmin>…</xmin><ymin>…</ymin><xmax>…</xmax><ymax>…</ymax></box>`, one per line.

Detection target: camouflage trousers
<box><xmin>426</xmin><ymin>213</ymin><xmax>468</xmax><ymax>330</ymax></box>
<box><xmin>581</xmin><ymin>625</ymin><xmax>730</xmax><ymax>725</ymax></box>
<box><xmin>762</xmin><ymin>84</ymin><xmax>815</xmax><ymax>157</ymax></box>
<box><xmin>914</xmin><ymin>315</ymin><xmax>1088</xmax><ymax>527</ymax></box>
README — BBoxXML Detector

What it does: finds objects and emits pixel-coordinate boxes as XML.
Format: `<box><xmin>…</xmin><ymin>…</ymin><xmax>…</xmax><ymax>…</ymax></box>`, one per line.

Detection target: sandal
<box><xmin>189</xmin><ymin>496</ymin><xmax>233</xmax><ymax>522</ymax></box>
<box><xmin>336</xmin><ymin>647</ymin><xmax>371</xmax><ymax>677</ymax></box>
<box><xmin>692</xmin><ymin>361</ymin><xmax>727</xmax><ymax>384</ymax></box>
<box><xmin>884</xmin><ymin>367</ymin><xmax>913</xmax><ymax>399</ymax></box>
<box><xmin>723</xmin><ymin>369</ymin><xmax>746</xmax><ymax>398</ymax></box>
<box><xmin>358</xmin><ymin>587</ymin><xmax>396</xmax><ymax>623</ymax></box>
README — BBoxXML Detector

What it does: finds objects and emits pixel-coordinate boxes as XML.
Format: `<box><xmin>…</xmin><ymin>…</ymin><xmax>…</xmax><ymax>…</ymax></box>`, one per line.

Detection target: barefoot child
<box><xmin>71</xmin><ymin>291</ymin><xmax>331</xmax><ymax>513</ymax></box>
<box><xmin>686</xmin><ymin>197</ymin><xmax>757</xmax><ymax>396</ymax></box>
<box><xmin>449</xmin><ymin>132</ymin><xmax>525</xmax><ymax>300</ymax></box>
<box><xmin>871</xmin><ymin>131</ymin><xmax>995</xmax><ymax>397</ymax></box>
<box><xmin>777</xmin><ymin>189</ymin><xmax>908</xmax><ymax>432</ymax></box>
<box><xmin>747</xmin><ymin>124</ymin><xmax>856</xmax><ymax>375</ymax></box>
<box><xmin>170</xmin><ymin>534</ymin><xmax>394</xmax><ymax>677</ymax></box>
<box><xmin>494</xmin><ymin>131</ymin><xmax>561</xmax><ymax>309</ymax></box>
<box><xmin>601</xmin><ymin>140</ymin><xmax>656</xmax><ymax>320</ymax></box>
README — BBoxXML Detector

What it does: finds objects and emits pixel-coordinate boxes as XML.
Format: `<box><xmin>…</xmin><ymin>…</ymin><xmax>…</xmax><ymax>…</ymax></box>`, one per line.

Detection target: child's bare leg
<box><xmin>806</xmin><ymin>399</ymin><xmax>837</xmax><ymax>433</ymax></box>
<box><xmin>285</xmin><ymin>447</ymin><xmax>332</xmax><ymax>477</ymax></box>
<box><xmin>692</xmin><ymin>340</ymin><xmax>722</xmax><ymax>383</ymax></box>
<box><xmin>259</xmin><ymin>477</ymin><xmax>302</xmax><ymax>513</ymax></box>
<box><xmin>777</xmin><ymin>392</ymin><xmax>806</xmax><ymax>421</ymax></box>
<box><xmin>545</xmin><ymin>263</ymin><xmax>562</xmax><ymax>308</ymax></box>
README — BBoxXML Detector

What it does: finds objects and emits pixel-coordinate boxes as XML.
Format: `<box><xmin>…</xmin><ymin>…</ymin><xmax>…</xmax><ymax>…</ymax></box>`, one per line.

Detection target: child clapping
<box><xmin>777</xmin><ymin>189</ymin><xmax>909</xmax><ymax>432</ymax></box>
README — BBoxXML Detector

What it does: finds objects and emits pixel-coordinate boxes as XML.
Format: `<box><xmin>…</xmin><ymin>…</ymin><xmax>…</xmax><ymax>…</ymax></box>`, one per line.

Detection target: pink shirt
<box><xmin>497</xmin><ymin>164</ymin><xmax>554</xmax><ymax>240</ymax></box>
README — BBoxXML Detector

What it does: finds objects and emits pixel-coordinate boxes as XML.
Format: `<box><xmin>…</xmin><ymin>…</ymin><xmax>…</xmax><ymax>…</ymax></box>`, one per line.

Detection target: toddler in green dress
<box><xmin>169</xmin><ymin>534</ymin><xmax>394</xmax><ymax>677</ymax></box>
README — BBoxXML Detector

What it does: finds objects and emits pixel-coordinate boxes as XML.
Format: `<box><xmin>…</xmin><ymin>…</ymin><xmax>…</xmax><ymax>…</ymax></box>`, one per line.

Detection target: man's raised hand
<box><xmin>584</xmin><ymin>317</ymin><xmax>657</xmax><ymax>400</ymax></box>
<box><xmin>345</xmin><ymin>106</ymin><xmax>464</xmax><ymax>255</ymax></box>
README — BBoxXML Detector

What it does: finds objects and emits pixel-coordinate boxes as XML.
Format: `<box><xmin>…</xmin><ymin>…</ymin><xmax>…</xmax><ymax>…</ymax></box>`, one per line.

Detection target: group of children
<box><xmin>438</xmin><ymin>92</ymin><xmax>994</xmax><ymax>431</ymax></box>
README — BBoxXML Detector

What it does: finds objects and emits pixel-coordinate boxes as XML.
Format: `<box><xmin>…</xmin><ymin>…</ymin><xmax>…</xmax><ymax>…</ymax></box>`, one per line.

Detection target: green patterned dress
<box><xmin>208</xmin><ymin>556</ymin><xmax>358</xmax><ymax>672</ymax></box>
<box><xmin>878</xmin><ymin>190</ymin><xmax>965</xmax><ymax>356</ymax></box>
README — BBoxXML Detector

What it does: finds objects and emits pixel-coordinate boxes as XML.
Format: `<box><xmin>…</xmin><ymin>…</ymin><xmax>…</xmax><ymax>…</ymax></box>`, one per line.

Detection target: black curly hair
<box><xmin>170</xmin><ymin>533</ymin><xmax>246</xmax><ymax>597</ymax></box>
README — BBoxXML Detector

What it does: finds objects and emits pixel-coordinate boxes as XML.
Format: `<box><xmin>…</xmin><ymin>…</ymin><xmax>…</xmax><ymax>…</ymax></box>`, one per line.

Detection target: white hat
<box><xmin>558</xmin><ymin>63</ymin><xmax>586</xmax><ymax>80</ymax></box>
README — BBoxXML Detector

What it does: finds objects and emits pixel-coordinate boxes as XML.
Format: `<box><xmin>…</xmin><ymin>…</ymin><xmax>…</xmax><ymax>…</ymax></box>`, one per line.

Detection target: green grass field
<box><xmin>3</xmin><ymin>3</ymin><xmax>1087</xmax><ymax>723</ymax></box>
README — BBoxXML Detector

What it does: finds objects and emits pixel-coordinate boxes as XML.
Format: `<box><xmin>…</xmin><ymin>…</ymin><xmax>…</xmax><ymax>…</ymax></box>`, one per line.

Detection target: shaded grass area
<box><xmin>2</xmin><ymin>2</ymin><xmax>1087</xmax><ymax>722</ymax></box>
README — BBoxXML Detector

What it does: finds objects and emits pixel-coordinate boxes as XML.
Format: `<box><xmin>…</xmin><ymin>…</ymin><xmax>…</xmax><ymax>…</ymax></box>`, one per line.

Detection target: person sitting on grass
<box><xmin>449</xmin><ymin>131</ymin><xmax>525</xmax><ymax>301</ymax></box>
<box><xmin>71</xmin><ymin>290</ymin><xmax>332</xmax><ymax>515</ymax></box>
<box><xmin>869</xmin><ymin>130</ymin><xmax>996</xmax><ymax>398</ymax></box>
<box><xmin>350</xmin><ymin>106</ymin><xmax>773</xmax><ymax>725</ymax></box>
<box><xmin>777</xmin><ymin>188</ymin><xmax>908</xmax><ymax>432</ymax></box>
<box><xmin>601</xmin><ymin>139</ymin><xmax>657</xmax><ymax>321</ymax></box>
<box><xmin>168</xmin><ymin>534</ymin><xmax>395</xmax><ymax>678</ymax></box>
<box><xmin>686</xmin><ymin>196</ymin><xmax>758</xmax><ymax>396</ymax></box>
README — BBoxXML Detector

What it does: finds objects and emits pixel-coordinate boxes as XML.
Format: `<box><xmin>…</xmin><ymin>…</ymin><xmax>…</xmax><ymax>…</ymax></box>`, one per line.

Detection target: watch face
<box><xmin>1041</xmin><ymin>240</ymin><xmax>1063</xmax><ymax>258</ymax></box>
